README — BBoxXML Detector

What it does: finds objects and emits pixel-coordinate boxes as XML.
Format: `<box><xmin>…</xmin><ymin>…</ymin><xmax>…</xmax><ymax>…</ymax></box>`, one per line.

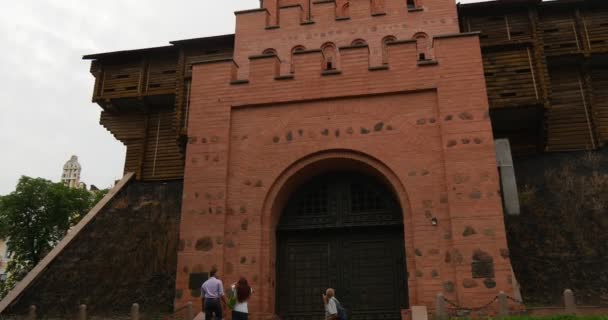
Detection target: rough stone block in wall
<box><xmin>4</xmin><ymin>181</ymin><xmax>183</xmax><ymax>318</ymax></box>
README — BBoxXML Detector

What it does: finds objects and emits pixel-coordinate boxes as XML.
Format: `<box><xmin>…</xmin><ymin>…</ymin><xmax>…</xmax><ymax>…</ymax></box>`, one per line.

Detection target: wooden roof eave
<box><xmin>83</xmin><ymin>45</ymin><xmax>176</xmax><ymax>61</ymax></box>
<box><xmin>83</xmin><ymin>34</ymin><xmax>235</xmax><ymax>61</ymax></box>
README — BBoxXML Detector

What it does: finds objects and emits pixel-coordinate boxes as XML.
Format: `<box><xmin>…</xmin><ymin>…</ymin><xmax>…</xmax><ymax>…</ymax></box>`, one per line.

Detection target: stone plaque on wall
<box><xmin>189</xmin><ymin>272</ymin><xmax>209</xmax><ymax>290</ymax></box>
<box><xmin>471</xmin><ymin>250</ymin><xmax>495</xmax><ymax>278</ymax></box>
<box><xmin>472</xmin><ymin>261</ymin><xmax>495</xmax><ymax>278</ymax></box>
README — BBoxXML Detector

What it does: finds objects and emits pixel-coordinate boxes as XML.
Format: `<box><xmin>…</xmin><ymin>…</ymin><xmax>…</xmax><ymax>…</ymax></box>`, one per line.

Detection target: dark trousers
<box><xmin>204</xmin><ymin>298</ymin><xmax>222</xmax><ymax>320</ymax></box>
<box><xmin>232</xmin><ymin>311</ymin><xmax>248</xmax><ymax>320</ymax></box>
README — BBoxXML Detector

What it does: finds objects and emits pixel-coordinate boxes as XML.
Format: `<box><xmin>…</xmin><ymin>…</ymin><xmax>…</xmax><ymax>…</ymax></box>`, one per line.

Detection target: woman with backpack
<box><xmin>322</xmin><ymin>288</ymin><xmax>347</xmax><ymax>320</ymax></box>
<box><xmin>230</xmin><ymin>277</ymin><xmax>253</xmax><ymax>320</ymax></box>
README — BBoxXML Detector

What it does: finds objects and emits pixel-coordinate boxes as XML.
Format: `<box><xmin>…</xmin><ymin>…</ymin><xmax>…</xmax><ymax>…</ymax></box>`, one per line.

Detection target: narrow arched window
<box><xmin>321</xmin><ymin>43</ymin><xmax>338</xmax><ymax>71</ymax></box>
<box><xmin>351</xmin><ymin>39</ymin><xmax>367</xmax><ymax>46</ymax></box>
<box><xmin>291</xmin><ymin>45</ymin><xmax>306</xmax><ymax>73</ymax></box>
<box><xmin>407</xmin><ymin>0</ymin><xmax>418</xmax><ymax>10</ymax></box>
<box><xmin>413</xmin><ymin>33</ymin><xmax>429</xmax><ymax>60</ymax></box>
<box><xmin>382</xmin><ymin>36</ymin><xmax>397</xmax><ymax>65</ymax></box>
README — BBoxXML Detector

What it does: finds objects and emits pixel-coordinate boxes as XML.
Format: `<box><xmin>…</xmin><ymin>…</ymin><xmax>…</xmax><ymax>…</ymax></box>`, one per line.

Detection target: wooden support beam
<box><xmin>136</xmin><ymin>114</ymin><xmax>150</xmax><ymax>180</ymax></box>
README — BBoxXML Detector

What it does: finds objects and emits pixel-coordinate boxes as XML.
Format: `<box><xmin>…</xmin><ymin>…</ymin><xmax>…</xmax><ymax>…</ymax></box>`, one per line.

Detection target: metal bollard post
<box><xmin>564</xmin><ymin>289</ymin><xmax>577</xmax><ymax>315</ymax></box>
<box><xmin>79</xmin><ymin>304</ymin><xmax>87</xmax><ymax>320</ymax></box>
<box><xmin>187</xmin><ymin>301</ymin><xmax>194</xmax><ymax>320</ymax></box>
<box><xmin>498</xmin><ymin>291</ymin><xmax>509</xmax><ymax>318</ymax></box>
<box><xmin>435</xmin><ymin>293</ymin><xmax>447</xmax><ymax>320</ymax></box>
<box><xmin>27</xmin><ymin>305</ymin><xmax>36</xmax><ymax>320</ymax></box>
<box><xmin>131</xmin><ymin>303</ymin><xmax>140</xmax><ymax>320</ymax></box>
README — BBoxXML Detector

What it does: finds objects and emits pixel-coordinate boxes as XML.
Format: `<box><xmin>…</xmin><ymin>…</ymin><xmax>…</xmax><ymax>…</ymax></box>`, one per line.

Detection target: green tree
<box><xmin>0</xmin><ymin>176</ymin><xmax>107</xmax><ymax>297</ymax></box>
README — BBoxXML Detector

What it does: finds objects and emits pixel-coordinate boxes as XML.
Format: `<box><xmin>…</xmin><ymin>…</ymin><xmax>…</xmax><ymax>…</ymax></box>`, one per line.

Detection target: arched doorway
<box><xmin>276</xmin><ymin>171</ymin><xmax>408</xmax><ymax>320</ymax></box>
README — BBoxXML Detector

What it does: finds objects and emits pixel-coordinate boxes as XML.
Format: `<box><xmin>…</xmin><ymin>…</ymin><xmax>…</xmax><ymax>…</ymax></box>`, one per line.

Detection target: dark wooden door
<box><xmin>277</xmin><ymin>173</ymin><xmax>408</xmax><ymax>320</ymax></box>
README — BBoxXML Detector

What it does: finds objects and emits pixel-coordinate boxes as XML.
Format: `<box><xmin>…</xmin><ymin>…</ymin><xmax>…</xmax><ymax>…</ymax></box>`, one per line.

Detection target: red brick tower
<box><xmin>176</xmin><ymin>0</ymin><xmax>517</xmax><ymax>319</ymax></box>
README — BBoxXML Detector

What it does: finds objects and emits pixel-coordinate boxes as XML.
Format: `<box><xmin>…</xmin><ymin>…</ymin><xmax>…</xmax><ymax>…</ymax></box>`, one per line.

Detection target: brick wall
<box><xmin>236</xmin><ymin>0</ymin><xmax>460</xmax><ymax>77</ymax></box>
<box><xmin>176</xmin><ymin>8</ymin><xmax>516</xmax><ymax>314</ymax></box>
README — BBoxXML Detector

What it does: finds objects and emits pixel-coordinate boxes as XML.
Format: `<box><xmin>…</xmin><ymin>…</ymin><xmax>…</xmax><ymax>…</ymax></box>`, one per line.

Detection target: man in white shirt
<box><xmin>201</xmin><ymin>268</ymin><xmax>227</xmax><ymax>319</ymax></box>
<box><xmin>323</xmin><ymin>288</ymin><xmax>338</xmax><ymax>320</ymax></box>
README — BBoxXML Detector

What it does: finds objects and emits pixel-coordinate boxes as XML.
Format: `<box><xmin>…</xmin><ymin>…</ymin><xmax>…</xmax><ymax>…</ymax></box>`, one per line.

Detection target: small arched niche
<box><xmin>413</xmin><ymin>32</ymin><xmax>430</xmax><ymax>60</ymax></box>
<box><xmin>290</xmin><ymin>45</ymin><xmax>306</xmax><ymax>73</ymax></box>
<box><xmin>321</xmin><ymin>42</ymin><xmax>339</xmax><ymax>71</ymax></box>
<box><xmin>407</xmin><ymin>0</ymin><xmax>419</xmax><ymax>10</ymax></box>
<box><xmin>382</xmin><ymin>35</ymin><xmax>397</xmax><ymax>65</ymax></box>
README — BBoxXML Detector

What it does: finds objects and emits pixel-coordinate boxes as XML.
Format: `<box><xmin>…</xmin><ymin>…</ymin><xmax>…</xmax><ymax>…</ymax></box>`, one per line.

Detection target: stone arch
<box><xmin>292</xmin><ymin>45</ymin><xmax>306</xmax><ymax>52</ymax></box>
<box><xmin>262</xmin><ymin>48</ymin><xmax>278</xmax><ymax>55</ymax></box>
<box><xmin>382</xmin><ymin>35</ymin><xmax>397</xmax><ymax>65</ymax></box>
<box><xmin>321</xmin><ymin>42</ymin><xmax>339</xmax><ymax>70</ymax></box>
<box><xmin>258</xmin><ymin>149</ymin><xmax>417</xmax><ymax>313</ymax></box>
<box><xmin>413</xmin><ymin>32</ymin><xmax>430</xmax><ymax>60</ymax></box>
<box><xmin>351</xmin><ymin>38</ymin><xmax>368</xmax><ymax>46</ymax></box>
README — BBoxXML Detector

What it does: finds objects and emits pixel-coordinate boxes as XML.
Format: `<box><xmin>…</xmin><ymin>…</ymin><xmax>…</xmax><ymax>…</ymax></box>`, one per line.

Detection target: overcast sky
<box><xmin>0</xmin><ymin>0</ymin><xmax>488</xmax><ymax>195</ymax></box>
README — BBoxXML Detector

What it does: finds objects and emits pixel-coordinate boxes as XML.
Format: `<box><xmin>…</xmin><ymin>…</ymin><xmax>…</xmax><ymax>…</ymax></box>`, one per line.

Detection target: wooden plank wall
<box><xmin>508</xmin><ymin>13</ymin><xmax>534</xmax><ymax>42</ymax></box>
<box><xmin>141</xmin><ymin>109</ymin><xmax>184</xmax><ymax>180</ymax></box>
<box><xmin>91</xmin><ymin>52</ymin><xmax>179</xmax><ymax>102</ymax></box>
<box><xmin>146</xmin><ymin>57</ymin><xmax>178</xmax><ymax>95</ymax></box>
<box><xmin>469</xmin><ymin>15</ymin><xmax>511</xmax><ymax>45</ymax></box>
<box><xmin>100</xmin><ymin>111</ymin><xmax>147</xmax><ymax>176</ymax></box>
<box><xmin>464</xmin><ymin>10</ymin><xmax>541</xmax><ymax>111</ymax></box>
<box><xmin>460</xmin><ymin>0</ymin><xmax>608</xmax><ymax>154</ymax></box>
<box><xmin>466</xmin><ymin>12</ymin><xmax>533</xmax><ymax>46</ymax></box>
<box><xmin>482</xmin><ymin>48</ymin><xmax>539</xmax><ymax>109</ymax></box>
<box><xmin>99</xmin><ymin>60</ymin><xmax>143</xmax><ymax>99</ymax></box>
<box><xmin>538</xmin><ymin>10</ymin><xmax>582</xmax><ymax>56</ymax></box>
<box><xmin>100</xmin><ymin>109</ymin><xmax>185</xmax><ymax>180</ymax></box>
<box><xmin>582</xmin><ymin>10</ymin><xmax>608</xmax><ymax>51</ymax></box>
<box><xmin>591</xmin><ymin>68</ymin><xmax>608</xmax><ymax>143</ymax></box>
<box><xmin>546</xmin><ymin>67</ymin><xmax>596</xmax><ymax>151</ymax></box>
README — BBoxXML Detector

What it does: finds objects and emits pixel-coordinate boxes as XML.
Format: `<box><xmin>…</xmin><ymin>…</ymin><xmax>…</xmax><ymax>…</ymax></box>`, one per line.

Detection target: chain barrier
<box><xmin>442</xmin><ymin>294</ymin><xmax>526</xmax><ymax>317</ymax></box>
<box><xmin>506</xmin><ymin>295</ymin><xmax>525</xmax><ymax>305</ymax></box>
<box><xmin>443</xmin><ymin>295</ymin><xmax>498</xmax><ymax>312</ymax></box>
<box><xmin>164</xmin><ymin>303</ymin><xmax>192</xmax><ymax>320</ymax></box>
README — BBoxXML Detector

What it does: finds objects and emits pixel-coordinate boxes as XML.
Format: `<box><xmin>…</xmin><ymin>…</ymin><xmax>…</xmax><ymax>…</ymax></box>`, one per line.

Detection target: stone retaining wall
<box><xmin>4</xmin><ymin>180</ymin><xmax>183</xmax><ymax>318</ymax></box>
<box><xmin>509</xmin><ymin>149</ymin><xmax>608</xmax><ymax>306</ymax></box>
